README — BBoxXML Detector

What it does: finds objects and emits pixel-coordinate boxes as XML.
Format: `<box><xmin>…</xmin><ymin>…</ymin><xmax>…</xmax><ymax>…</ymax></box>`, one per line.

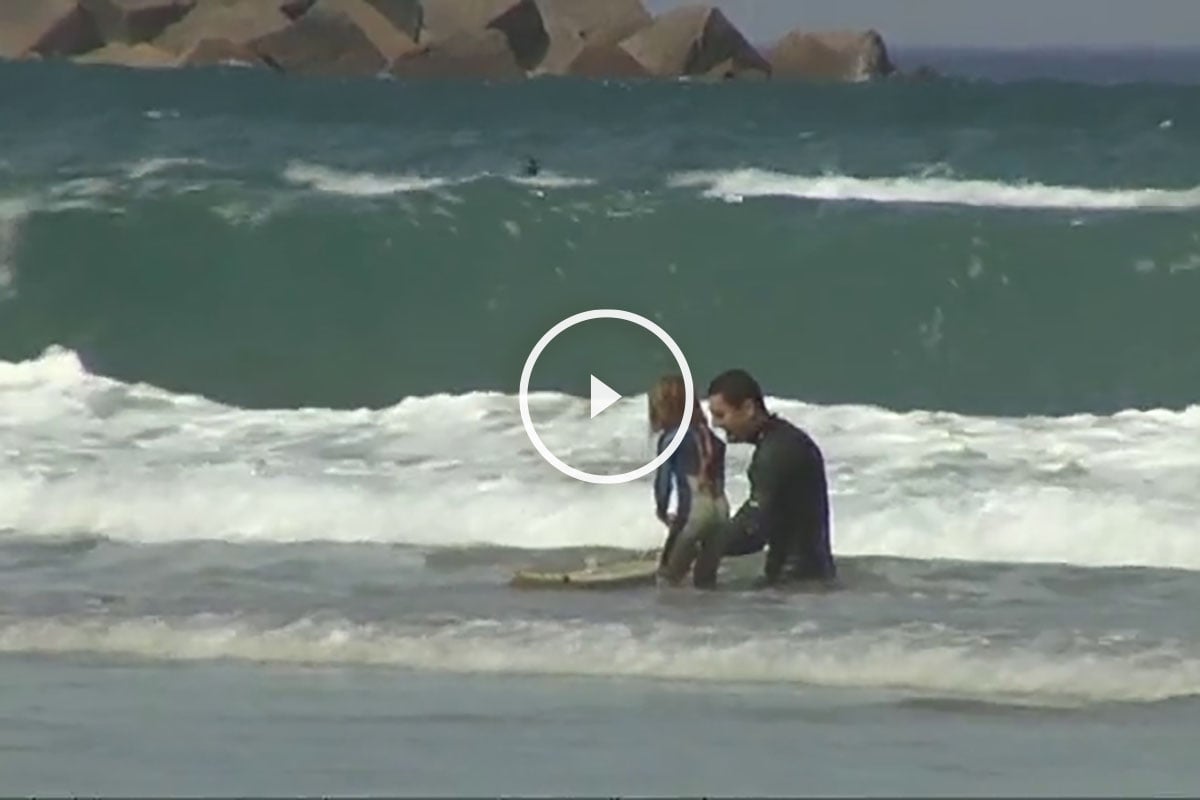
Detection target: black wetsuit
<box><xmin>722</xmin><ymin>414</ymin><xmax>836</xmax><ymax>584</ymax></box>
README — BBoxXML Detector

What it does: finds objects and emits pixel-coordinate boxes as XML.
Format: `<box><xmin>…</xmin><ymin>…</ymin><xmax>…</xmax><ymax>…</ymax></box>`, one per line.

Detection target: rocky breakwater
<box><xmin>0</xmin><ymin>0</ymin><xmax>903</xmax><ymax>82</ymax></box>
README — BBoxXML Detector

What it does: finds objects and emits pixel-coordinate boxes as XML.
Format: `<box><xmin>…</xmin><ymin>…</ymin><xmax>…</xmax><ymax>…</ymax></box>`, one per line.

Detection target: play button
<box><xmin>589</xmin><ymin>375</ymin><xmax>621</xmax><ymax>419</ymax></box>
<box><xmin>519</xmin><ymin>309</ymin><xmax>694</xmax><ymax>485</ymax></box>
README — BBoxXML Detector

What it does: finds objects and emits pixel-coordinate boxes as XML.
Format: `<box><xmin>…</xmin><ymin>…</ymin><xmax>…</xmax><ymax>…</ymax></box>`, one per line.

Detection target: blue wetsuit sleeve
<box><xmin>654</xmin><ymin>431</ymin><xmax>695</xmax><ymax>525</ymax></box>
<box><xmin>653</xmin><ymin>432</ymin><xmax>673</xmax><ymax>522</ymax></box>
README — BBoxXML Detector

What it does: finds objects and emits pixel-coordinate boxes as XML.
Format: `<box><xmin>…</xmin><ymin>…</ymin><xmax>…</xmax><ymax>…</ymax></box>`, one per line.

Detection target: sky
<box><xmin>642</xmin><ymin>0</ymin><xmax>1200</xmax><ymax>48</ymax></box>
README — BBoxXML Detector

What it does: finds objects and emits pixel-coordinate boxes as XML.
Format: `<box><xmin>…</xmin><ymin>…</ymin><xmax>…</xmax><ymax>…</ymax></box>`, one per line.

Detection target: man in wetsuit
<box><xmin>706</xmin><ymin>369</ymin><xmax>836</xmax><ymax>588</ymax></box>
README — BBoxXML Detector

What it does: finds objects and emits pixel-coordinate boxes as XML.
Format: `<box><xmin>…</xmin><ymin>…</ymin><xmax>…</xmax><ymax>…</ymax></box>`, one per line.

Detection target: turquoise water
<box><xmin>3</xmin><ymin>61</ymin><xmax>1199</xmax><ymax>413</ymax></box>
<box><xmin>2</xmin><ymin>56</ymin><xmax>1200</xmax><ymax>794</ymax></box>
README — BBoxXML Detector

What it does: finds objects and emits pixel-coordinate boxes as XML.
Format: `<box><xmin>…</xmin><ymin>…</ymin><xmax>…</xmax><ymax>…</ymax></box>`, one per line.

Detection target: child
<box><xmin>647</xmin><ymin>374</ymin><xmax>730</xmax><ymax>588</ymax></box>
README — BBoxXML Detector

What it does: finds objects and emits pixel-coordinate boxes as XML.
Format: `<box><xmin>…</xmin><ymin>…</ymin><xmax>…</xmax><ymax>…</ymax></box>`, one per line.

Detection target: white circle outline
<box><xmin>519</xmin><ymin>309</ymin><xmax>694</xmax><ymax>485</ymax></box>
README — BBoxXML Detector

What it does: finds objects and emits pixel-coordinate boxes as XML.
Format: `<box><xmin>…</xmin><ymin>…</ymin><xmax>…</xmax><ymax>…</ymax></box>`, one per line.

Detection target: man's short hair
<box><xmin>707</xmin><ymin>368</ymin><xmax>765</xmax><ymax>410</ymax></box>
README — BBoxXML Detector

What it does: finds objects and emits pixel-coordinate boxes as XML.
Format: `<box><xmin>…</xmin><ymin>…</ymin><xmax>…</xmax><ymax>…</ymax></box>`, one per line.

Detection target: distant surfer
<box><xmin>705</xmin><ymin>369</ymin><xmax>837</xmax><ymax>589</ymax></box>
<box><xmin>523</xmin><ymin>156</ymin><xmax>540</xmax><ymax>177</ymax></box>
<box><xmin>648</xmin><ymin>374</ymin><xmax>729</xmax><ymax>588</ymax></box>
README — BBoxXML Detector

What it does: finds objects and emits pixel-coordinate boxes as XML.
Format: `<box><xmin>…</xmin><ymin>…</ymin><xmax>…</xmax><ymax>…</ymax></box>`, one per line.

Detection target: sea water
<box><xmin>1</xmin><ymin>53</ymin><xmax>1199</xmax><ymax>794</ymax></box>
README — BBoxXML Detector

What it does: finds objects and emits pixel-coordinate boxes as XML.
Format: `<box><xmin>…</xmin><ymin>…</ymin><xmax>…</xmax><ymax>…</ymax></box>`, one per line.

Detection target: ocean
<box><xmin>1</xmin><ymin>50</ymin><xmax>1199</xmax><ymax>795</ymax></box>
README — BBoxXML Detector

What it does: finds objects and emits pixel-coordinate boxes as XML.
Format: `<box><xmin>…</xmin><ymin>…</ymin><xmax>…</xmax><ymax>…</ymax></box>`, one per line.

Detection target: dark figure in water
<box><xmin>706</xmin><ymin>368</ymin><xmax>837</xmax><ymax>588</ymax></box>
<box><xmin>523</xmin><ymin>156</ymin><xmax>540</xmax><ymax>177</ymax></box>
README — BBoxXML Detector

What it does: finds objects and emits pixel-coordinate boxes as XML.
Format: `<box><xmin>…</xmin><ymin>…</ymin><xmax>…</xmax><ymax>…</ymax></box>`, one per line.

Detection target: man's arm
<box><xmin>722</xmin><ymin>438</ymin><xmax>792</xmax><ymax>572</ymax></box>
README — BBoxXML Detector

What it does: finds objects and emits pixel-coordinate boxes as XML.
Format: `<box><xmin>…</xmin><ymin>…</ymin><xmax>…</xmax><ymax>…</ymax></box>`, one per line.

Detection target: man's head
<box><xmin>706</xmin><ymin>369</ymin><xmax>767</xmax><ymax>442</ymax></box>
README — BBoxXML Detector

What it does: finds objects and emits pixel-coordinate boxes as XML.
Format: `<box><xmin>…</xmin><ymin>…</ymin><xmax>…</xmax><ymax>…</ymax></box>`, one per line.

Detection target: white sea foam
<box><xmin>1</xmin><ymin>614</ymin><xmax>1196</xmax><ymax>706</ymax></box>
<box><xmin>282</xmin><ymin>162</ymin><xmax>451</xmax><ymax>196</ymax></box>
<box><xmin>508</xmin><ymin>172</ymin><xmax>596</xmax><ymax>189</ymax></box>
<box><xmin>670</xmin><ymin>168</ymin><xmax>1200</xmax><ymax>211</ymax></box>
<box><xmin>281</xmin><ymin>162</ymin><xmax>596</xmax><ymax>197</ymax></box>
<box><xmin>125</xmin><ymin>156</ymin><xmax>207</xmax><ymax>180</ymax></box>
<box><xmin>0</xmin><ymin>347</ymin><xmax>1198</xmax><ymax>570</ymax></box>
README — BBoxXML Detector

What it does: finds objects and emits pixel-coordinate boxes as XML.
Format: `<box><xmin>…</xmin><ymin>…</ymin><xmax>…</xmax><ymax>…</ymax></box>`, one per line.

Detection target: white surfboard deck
<box><xmin>510</xmin><ymin>555</ymin><xmax>660</xmax><ymax>590</ymax></box>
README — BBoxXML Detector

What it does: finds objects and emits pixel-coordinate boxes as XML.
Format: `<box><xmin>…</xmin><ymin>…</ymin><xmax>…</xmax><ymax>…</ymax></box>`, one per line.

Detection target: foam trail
<box><xmin>282</xmin><ymin>162</ymin><xmax>597</xmax><ymax>197</ymax></box>
<box><xmin>508</xmin><ymin>173</ymin><xmax>596</xmax><ymax>189</ymax></box>
<box><xmin>670</xmin><ymin>168</ymin><xmax>1200</xmax><ymax>210</ymax></box>
<box><xmin>1</xmin><ymin>615</ymin><xmax>1197</xmax><ymax>706</ymax></box>
<box><xmin>125</xmin><ymin>157</ymin><xmax>207</xmax><ymax>180</ymax></box>
<box><xmin>283</xmin><ymin>162</ymin><xmax>450</xmax><ymax>196</ymax></box>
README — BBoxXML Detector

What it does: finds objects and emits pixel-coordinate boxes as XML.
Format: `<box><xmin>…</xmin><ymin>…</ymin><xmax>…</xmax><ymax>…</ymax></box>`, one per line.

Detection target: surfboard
<box><xmin>509</xmin><ymin>555</ymin><xmax>660</xmax><ymax>590</ymax></box>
